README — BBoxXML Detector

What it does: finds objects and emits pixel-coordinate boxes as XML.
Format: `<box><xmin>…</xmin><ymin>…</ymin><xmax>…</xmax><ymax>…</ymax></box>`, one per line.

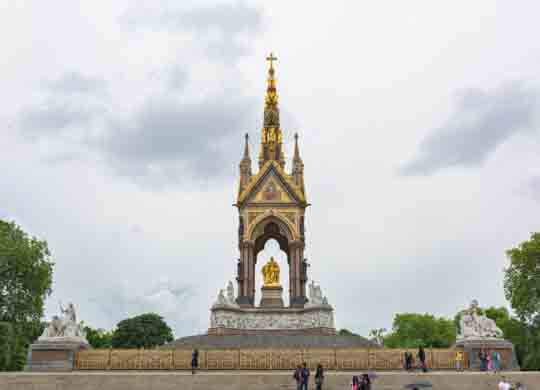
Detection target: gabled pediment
<box><xmin>238</xmin><ymin>161</ymin><xmax>305</xmax><ymax>206</ymax></box>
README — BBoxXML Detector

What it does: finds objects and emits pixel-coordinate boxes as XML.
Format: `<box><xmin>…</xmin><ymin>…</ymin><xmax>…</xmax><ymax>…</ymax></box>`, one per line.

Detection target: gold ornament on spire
<box><xmin>262</xmin><ymin>257</ymin><xmax>280</xmax><ymax>287</ymax></box>
<box><xmin>259</xmin><ymin>52</ymin><xmax>285</xmax><ymax>168</ymax></box>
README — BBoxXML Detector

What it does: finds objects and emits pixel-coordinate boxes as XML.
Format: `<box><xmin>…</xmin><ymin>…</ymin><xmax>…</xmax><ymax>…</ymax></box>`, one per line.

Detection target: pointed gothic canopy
<box><xmin>237</xmin><ymin>52</ymin><xmax>306</xmax><ymax>207</ymax></box>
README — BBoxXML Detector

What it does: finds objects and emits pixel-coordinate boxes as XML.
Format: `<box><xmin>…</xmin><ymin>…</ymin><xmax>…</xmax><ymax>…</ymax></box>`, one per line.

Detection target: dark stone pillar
<box><xmin>289</xmin><ymin>240</ymin><xmax>307</xmax><ymax>308</ymax></box>
<box><xmin>236</xmin><ymin>241</ymin><xmax>255</xmax><ymax>307</ymax></box>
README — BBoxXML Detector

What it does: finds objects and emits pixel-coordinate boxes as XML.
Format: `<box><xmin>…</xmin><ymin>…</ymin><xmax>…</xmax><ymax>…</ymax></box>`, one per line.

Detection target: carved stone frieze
<box><xmin>210</xmin><ymin>307</ymin><xmax>335</xmax><ymax>330</ymax></box>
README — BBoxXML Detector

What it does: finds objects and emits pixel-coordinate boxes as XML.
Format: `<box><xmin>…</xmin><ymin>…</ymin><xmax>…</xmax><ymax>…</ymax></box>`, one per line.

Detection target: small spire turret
<box><xmin>239</xmin><ymin>133</ymin><xmax>252</xmax><ymax>194</ymax></box>
<box><xmin>292</xmin><ymin>133</ymin><xmax>305</xmax><ymax>193</ymax></box>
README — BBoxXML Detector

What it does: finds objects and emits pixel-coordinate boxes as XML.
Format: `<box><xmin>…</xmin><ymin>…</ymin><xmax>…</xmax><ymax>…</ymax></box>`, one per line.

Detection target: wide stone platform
<box><xmin>167</xmin><ymin>334</ymin><xmax>373</xmax><ymax>349</ymax></box>
<box><xmin>2</xmin><ymin>371</ymin><xmax>539</xmax><ymax>390</ymax></box>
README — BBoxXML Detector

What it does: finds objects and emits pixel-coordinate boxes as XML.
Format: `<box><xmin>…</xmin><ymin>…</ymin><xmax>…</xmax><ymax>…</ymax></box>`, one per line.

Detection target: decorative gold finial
<box><xmin>266</xmin><ymin>52</ymin><xmax>277</xmax><ymax>69</ymax></box>
<box><xmin>262</xmin><ymin>256</ymin><xmax>280</xmax><ymax>287</ymax></box>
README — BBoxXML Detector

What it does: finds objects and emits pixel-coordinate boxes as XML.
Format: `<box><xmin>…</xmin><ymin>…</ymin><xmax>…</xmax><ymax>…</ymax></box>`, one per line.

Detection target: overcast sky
<box><xmin>2</xmin><ymin>0</ymin><xmax>540</xmax><ymax>337</ymax></box>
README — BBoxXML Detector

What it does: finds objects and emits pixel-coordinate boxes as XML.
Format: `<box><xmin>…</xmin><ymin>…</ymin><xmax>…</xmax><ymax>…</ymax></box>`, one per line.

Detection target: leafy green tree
<box><xmin>504</xmin><ymin>233</ymin><xmax>540</xmax><ymax>369</ymax></box>
<box><xmin>84</xmin><ymin>326</ymin><xmax>113</xmax><ymax>349</ymax></box>
<box><xmin>504</xmin><ymin>232</ymin><xmax>540</xmax><ymax>323</ymax></box>
<box><xmin>111</xmin><ymin>313</ymin><xmax>173</xmax><ymax>349</ymax></box>
<box><xmin>0</xmin><ymin>220</ymin><xmax>54</xmax><ymax>370</ymax></box>
<box><xmin>384</xmin><ymin>313</ymin><xmax>456</xmax><ymax>348</ymax></box>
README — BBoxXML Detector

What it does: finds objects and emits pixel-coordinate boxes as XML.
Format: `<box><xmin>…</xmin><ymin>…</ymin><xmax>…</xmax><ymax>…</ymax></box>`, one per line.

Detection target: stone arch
<box><xmin>247</xmin><ymin>210</ymin><xmax>297</xmax><ymax>244</ymax></box>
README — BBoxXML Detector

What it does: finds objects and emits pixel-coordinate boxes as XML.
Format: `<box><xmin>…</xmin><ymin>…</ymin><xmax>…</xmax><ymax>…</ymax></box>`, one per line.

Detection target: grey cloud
<box><xmin>400</xmin><ymin>82</ymin><xmax>539</xmax><ymax>176</ymax></box>
<box><xmin>522</xmin><ymin>176</ymin><xmax>540</xmax><ymax>201</ymax></box>
<box><xmin>17</xmin><ymin>100</ymin><xmax>105</xmax><ymax>137</ymax></box>
<box><xmin>123</xmin><ymin>2</ymin><xmax>262</xmax><ymax>64</ymax></box>
<box><xmin>89</xmin><ymin>279</ymin><xmax>195</xmax><ymax>336</ymax></box>
<box><xmin>14</xmin><ymin>66</ymin><xmax>259</xmax><ymax>188</ymax></box>
<box><xmin>42</xmin><ymin>71</ymin><xmax>108</xmax><ymax>95</ymax></box>
<box><xmin>93</xmin><ymin>91</ymin><xmax>257</xmax><ymax>187</ymax></box>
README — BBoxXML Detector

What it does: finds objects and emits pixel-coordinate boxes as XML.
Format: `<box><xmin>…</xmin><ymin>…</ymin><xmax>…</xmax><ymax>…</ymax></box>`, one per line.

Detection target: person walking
<box><xmin>516</xmin><ymin>381</ymin><xmax>526</xmax><ymax>390</ymax></box>
<box><xmin>498</xmin><ymin>376</ymin><xmax>511</xmax><ymax>390</ymax></box>
<box><xmin>492</xmin><ymin>350</ymin><xmax>501</xmax><ymax>373</ymax></box>
<box><xmin>359</xmin><ymin>373</ymin><xmax>371</xmax><ymax>390</ymax></box>
<box><xmin>293</xmin><ymin>364</ymin><xmax>303</xmax><ymax>390</ymax></box>
<box><xmin>418</xmin><ymin>346</ymin><xmax>427</xmax><ymax>372</ymax></box>
<box><xmin>315</xmin><ymin>363</ymin><xmax>324</xmax><ymax>390</ymax></box>
<box><xmin>455</xmin><ymin>350</ymin><xmax>463</xmax><ymax>371</ymax></box>
<box><xmin>478</xmin><ymin>349</ymin><xmax>487</xmax><ymax>372</ymax></box>
<box><xmin>300</xmin><ymin>362</ymin><xmax>310</xmax><ymax>390</ymax></box>
<box><xmin>191</xmin><ymin>349</ymin><xmax>199</xmax><ymax>375</ymax></box>
<box><xmin>351</xmin><ymin>375</ymin><xmax>360</xmax><ymax>390</ymax></box>
<box><xmin>404</xmin><ymin>351</ymin><xmax>413</xmax><ymax>371</ymax></box>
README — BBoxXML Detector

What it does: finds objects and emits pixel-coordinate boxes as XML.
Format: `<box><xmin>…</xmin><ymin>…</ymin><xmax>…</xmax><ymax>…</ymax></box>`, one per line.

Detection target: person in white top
<box><xmin>498</xmin><ymin>377</ymin><xmax>511</xmax><ymax>390</ymax></box>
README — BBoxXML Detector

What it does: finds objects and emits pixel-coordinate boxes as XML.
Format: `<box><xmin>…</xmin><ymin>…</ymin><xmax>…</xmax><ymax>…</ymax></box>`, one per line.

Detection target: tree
<box><xmin>504</xmin><ymin>232</ymin><xmax>540</xmax><ymax>323</ymax></box>
<box><xmin>0</xmin><ymin>220</ymin><xmax>54</xmax><ymax>370</ymax></box>
<box><xmin>111</xmin><ymin>313</ymin><xmax>173</xmax><ymax>349</ymax></box>
<box><xmin>84</xmin><ymin>326</ymin><xmax>113</xmax><ymax>349</ymax></box>
<box><xmin>384</xmin><ymin>313</ymin><xmax>456</xmax><ymax>348</ymax></box>
<box><xmin>504</xmin><ymin>233</ymin><xmax>540</xmax><ymax>369</ymax></box>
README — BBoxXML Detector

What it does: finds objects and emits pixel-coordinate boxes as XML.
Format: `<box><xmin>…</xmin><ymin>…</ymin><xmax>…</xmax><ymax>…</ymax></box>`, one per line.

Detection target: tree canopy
<box><xmin>84</xmin><ymin>326</ymin><xmax>113</xmax><ymax>349</ymax></box>
<box><xmin>504</xmin><ymin>232</ymin><xmax>540</xmax><ymax>369</ymax></box>
<box><xmin>505</xmin><ymin>232</ymin><xmax>540</xmax><ymax>323</ymax></box>
<box><xmin>0</xmin><ymin>220</ymin><xmax>54</xmax><ymax>370</ymax></box>
<box><xmin>111</xmin><ymin>313</ymin><xmax>173</xmax><ymax>349</ymax></box>
<box><xmin>384</xmin><ymin>313</ymin><xmax>456</xmax><ymax>348</ymax></box>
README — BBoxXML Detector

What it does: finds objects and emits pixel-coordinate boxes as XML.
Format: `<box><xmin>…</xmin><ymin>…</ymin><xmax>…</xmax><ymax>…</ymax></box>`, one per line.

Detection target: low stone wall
<box><xmin>75</xmin><ymin>348</ymin><xmax>470</xmax><ymax>371</ymax></box>
<box><xmin>1</xmin><ymin>371</ymin><xmax>539</xmax><ymax>390</ymax></box>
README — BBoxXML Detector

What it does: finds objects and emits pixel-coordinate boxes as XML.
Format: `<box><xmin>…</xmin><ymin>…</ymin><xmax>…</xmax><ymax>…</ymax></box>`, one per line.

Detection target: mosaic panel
<box><xmin>335</xmin><ymin>349</ymin><xmax>370</xmax><ymax>370</ymax></box>
<box><xmin>75</xmin><ymin>349</ymin><xmax>110</xmax><ymax>370</ymax></box>
<box><xmin>140</xmin><ymin>350</ymin><xmax>172</xmax><ymax>370</ymax></box>
<box><xmin>75</xmin><ymin>347</ymin><xmax>469</xmax><ymax>371</ymax></box>
<box><xmin>110</xmin><ymin>349</ymin><xmax>141</xmax><ymax>370</ymax></box>
<box><xmin>206</xmin><ymin>349</ymin><xmax>238</xmax><ymax>370</ymax></box>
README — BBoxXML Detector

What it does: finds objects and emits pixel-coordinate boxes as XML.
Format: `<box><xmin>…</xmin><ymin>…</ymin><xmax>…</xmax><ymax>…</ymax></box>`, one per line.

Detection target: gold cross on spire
<box><xmin>266</xmin><ymin>52</ymin><xmax>277</xmax><ymax>69</ymax></box>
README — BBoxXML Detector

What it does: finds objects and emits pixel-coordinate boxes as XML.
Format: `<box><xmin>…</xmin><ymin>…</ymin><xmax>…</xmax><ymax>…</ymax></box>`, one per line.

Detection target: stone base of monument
<box><xmin>208</xmin><ymin>304</ymin><xmax>336</xmax><ymax>336</ymax></box>
<box><xmin>26</xmin><ymin>339</ymin><xmax>90</xmax><ymax>371</ymax></box>
<box><xmin>454</xmin><ymin>338</ymin><xmax>519</xmax><ymax>370</ymax></box>
<box><xmin>259</xmin><ymin>285</ymin><xmax>284</xmax><ymax>308</ymax></box>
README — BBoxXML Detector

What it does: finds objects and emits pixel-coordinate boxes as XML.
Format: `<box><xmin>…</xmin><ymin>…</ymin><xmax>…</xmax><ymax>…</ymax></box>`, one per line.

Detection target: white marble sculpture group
<box><xmin>38</xmin><ymin>302</ymin><xmax>88</xmax><ymax>344</ymax></box>
<box><xmin>211</xmin><ymin>279</ymin><xmax>334</xmax><ymax>330</ymax></box>
<box><xmin>213</xmin><ymin>281</ymin><xmax>239</xmax><ymax>307</ymax></box>
<box><xmin>458</xmin><ymin>299</ymin><xmax>504</xmax><ymax>340</ymax></box>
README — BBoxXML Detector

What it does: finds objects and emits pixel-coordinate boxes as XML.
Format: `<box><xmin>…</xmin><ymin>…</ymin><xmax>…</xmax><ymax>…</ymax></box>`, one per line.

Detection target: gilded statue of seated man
<box><xmin>262</xmin><ymin>257</ymin><xmax>280</xmax><ymax>287</ymax></box>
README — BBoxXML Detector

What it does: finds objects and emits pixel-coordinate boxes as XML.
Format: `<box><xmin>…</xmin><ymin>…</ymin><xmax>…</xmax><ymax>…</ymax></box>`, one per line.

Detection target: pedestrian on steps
<box><xmin>301</xmin><ymin>361</ymin><xmax>310</xmax><ymax>390</ymax></box>
<box><xmin>191</xmin><ymin>349</ymin><xmax>198</xmax><ymax>375</ymax></box>
<box><xmin>315</xmin><ymin>363</ymin><xmax>324</xmax><ymax>390</ymax></box>
<box><xmin>293</xmin><ymin>364</ymin><xmax>303</xmax><ymax>390</ymax></box>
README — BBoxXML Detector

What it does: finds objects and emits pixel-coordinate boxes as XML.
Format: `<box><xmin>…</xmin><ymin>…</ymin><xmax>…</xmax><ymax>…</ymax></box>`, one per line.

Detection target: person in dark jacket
<box><xmin>315</xmin><ymin>363</ymin><xmax>324</xmax><ymax>390</ymax></box>
<box><xmin>293</xmin><ymin>364</ymin><xmax>303</xmax><ymax>390</ymax></box>
<box><xmin>191</xmin><ymin>349</ymin><xmax>199</xmax><ymax>374</ymax></box>
<box><xmin>359</xmin><ymin>373</ymin><xmax>371</xmax><ymax>390</ymax></box>
<box><xmin>301</xmin><ymin>362</ymin><xmax>310</xmax><ymax>390</ymax></box>
<box><xmin>418</xmin><ymin>346</ymin><xmax>427</xmax><ymax>372</ymax></box>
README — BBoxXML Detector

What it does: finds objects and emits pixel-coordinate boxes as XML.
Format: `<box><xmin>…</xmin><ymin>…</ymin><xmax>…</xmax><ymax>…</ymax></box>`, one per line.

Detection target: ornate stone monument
<box><xmin>207</xmin><ymin>53</ymin><xmax>336</xmax><ymax>336</ymax></box>
<box><xmin>454</xmin><ymin>299</ymin><xmax>519</xmax><ymax>370</ymax></box>
<box><xmin>27</xmin><ymin>302</ymin><xmax>89</xmax><ymax>371</ymax></box>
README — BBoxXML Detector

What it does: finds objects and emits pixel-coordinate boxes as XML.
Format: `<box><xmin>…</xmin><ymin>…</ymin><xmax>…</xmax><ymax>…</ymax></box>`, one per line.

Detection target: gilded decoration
<box><xmin>247</xmin><ymin>211</ymin><xmax>297</xmax><ymax>242</ymax></box>
<box><xmin>262</xmin><ymin>257</ymin><xmax>280</xmax><ymax>287</ymax></box>
<box><xmin>248</xmin><ymin>212</ymin><xmax>264</xmax><ymax>225</ymax></box>
<box><xmin>280</xmin><ymin>211</ymin><xmax>296</xmax><ymax>225</ymax></box>
<box><xmin>237</xmin><ymin>160</ymin><xmax>305</xmax><ymax>204</ymax></box>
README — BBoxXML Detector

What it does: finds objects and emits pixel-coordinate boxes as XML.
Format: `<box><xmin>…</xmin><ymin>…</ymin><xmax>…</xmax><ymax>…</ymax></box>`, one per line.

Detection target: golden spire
<box><xmin>265</xmin><ymin>52</ymin><xmax>279</xmax><ymax>111</ymax></box>
<box><xmin>259</xmin><ymin>52</ymin><xmax>284</xmax><ymax>168</ymax></box>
